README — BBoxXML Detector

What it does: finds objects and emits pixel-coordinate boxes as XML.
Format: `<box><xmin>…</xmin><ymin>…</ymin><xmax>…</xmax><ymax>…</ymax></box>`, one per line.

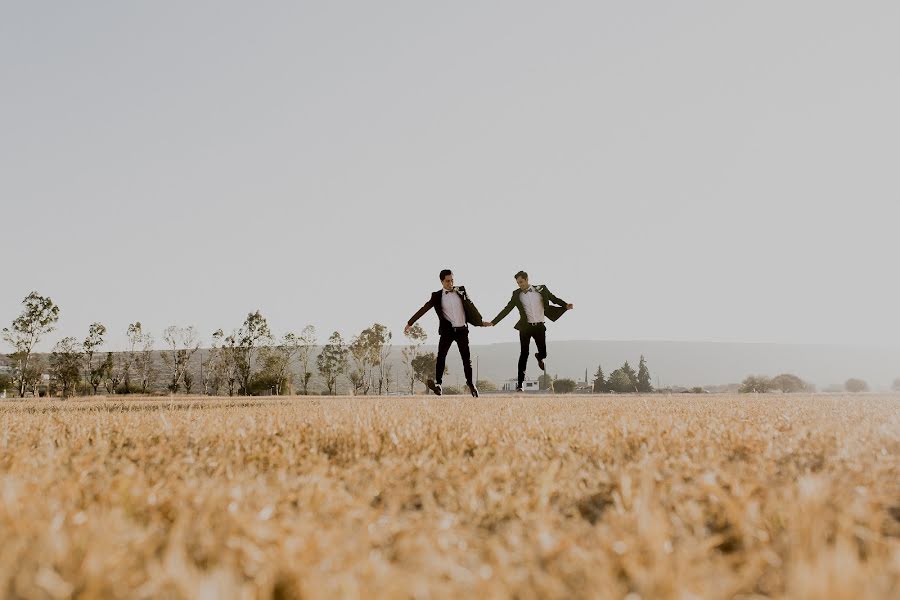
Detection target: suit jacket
<box><xmin>408</xmin><ymin>286</ymin><xmax>484</xmax><ymax>335</ymax></box>
<box><xmin>491</xmin><ymin>285</ymin><xmax>568</xmax><ymax>330</ymax></box>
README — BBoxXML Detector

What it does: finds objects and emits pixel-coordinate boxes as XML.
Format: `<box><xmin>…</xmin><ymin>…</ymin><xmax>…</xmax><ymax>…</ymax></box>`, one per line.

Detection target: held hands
<box><xmin>482</xmin><ymin>321</ymin><xmax>493</xmax><ymax>327</ymax></box>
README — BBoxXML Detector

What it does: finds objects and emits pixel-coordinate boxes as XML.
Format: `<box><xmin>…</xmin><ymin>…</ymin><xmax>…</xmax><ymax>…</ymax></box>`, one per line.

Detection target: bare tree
<box><xmin>210</xmin><ymin>329</ymin><xmax>240</xmax><ymax>396</ymax></box>
<box><xmin>2</xmin><ymin>291</ymin><xmax>60</xmax><ymax>397</ymax></box>
<box><xmin>161</xmin><ymin>325</ymin><xmax>200</xmax><ymax>394</ymax></box>
<box><xmin>136</xmin><ymin>332</ymin><xmax>156</xmax><ymax>394</ymax></box>
<box><xmin>121</xmin><ymin>322</ymin><xmax>146</xmax><ymax>394</ymax></box>
<box><xmin>297</xmin><ymin>325</ymin><xmax>317</xmax><ymax>395</ymax></box>
<box><xmin>375</xmin><ymin>325</ymin><xmax>393</xmax><ymax>395</ymax></box>
<box><xmin>401</xmin><ymin>324</ymin><xmax>427</xmax><ymax>394</ymax></box>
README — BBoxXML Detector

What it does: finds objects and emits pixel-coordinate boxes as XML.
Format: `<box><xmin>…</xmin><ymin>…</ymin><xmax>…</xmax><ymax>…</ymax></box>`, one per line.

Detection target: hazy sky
<box><xmin>2</xmin><ymin>2</ymin><xmax>899</xmax><ymax>351</ymax></box>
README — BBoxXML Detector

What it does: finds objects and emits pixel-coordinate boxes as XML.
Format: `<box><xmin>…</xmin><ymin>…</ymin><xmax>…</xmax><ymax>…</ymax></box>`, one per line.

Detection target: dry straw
<box><xmin>0</xmin><ymin>395</ymin><xmax>898</xmax><ymax>599</ymax></box>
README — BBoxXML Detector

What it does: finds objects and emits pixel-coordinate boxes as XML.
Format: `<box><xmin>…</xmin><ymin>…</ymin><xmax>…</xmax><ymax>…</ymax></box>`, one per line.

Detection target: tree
<box><xmin>161</xmin><ymin>326</ymin><xmax>200</xmax><ymax>394</ymax></box>
<box><xmin>101</xmin><ymin>351</ymin><xmax>121</xmax><ymax>394</ymax></box>
<box><xmin>554</xmin><ymin>378</ymin><xmax>577</xmax><ymax>394</ymax></box>
<box><xmin>234</xmin><ymin>311</ymin><xmax>273</xmax><ymax>395</ymax></box>
<box><xmin>347</xmin><ymin>324</ymin><xmax>392</xmax><ymax>396</ymax></box>
<box><xmin>348</xmin><ymin>332</ymin><xmax>374</xmax><ymax>395</ymax></box>
<box><xmin>259</xmin><ymin>332</ymin><xmax>302</xmax><ymax>395</ymax></box>
<box><xmin>411</xmin><ymin>352</ymin><xmax>440</xmax><ymax>394</ymax></box>
<box><xmin>136</xmin><ymin>331</ymin><xmax>156</xmax><ymax>394</ymax></box>
<box><xmin>121</xmin><ymin>322</ymin><xmax>147</xmax><ymax>394</ymax></box>
<box><xmin>636</xmin><ymin>355</ymin><xmax>653</xmax><ymax>393</ymax></box>
<box><xmin>82</xmin><ymin>322</ymin><xmax>107</xmax><ymax>395</ymax></box>
<box><xmin>538</xmin><ymin>373</ymin><xmax>553</xmax><ymax>390</ymax></box>
<box><xmin>607</xmin><ymin>369</ymin><xmax>635</xmax><ymax>393</ymax></box>
<box><xmin>24</xmin><ymin>355</ymin><xmax>46</xmax><ymax>397</ymax></box>
<box><xmin>182</xmin><ymin>355</ymin><xmax>196</xmax><ymax>394</ymax></box>
<box><xmin>401</xmin><ymin>324</ymin><xmax>427</xmax><ymax>394</ymax></box>
<box><xmin>621</xmin><ymin>361</ymin><xmax>638</xmax><ymax>390</ymax></box>
<box><xmin>210</xmin><ymin>329</ymin><xmax>240</xmax><ymax>396</ymax></box>
<box><xmin>2</xmin><ymin>291</ymin><xmax>60</xmax><ymax>397</ymax></box>
<box><xmin>845</xmin><ymin>378</ymin><xmax>869</xmax><ymax>393</ymax></box>
<box><xmin>771</xmin><ymin>373</ymin><xmax>808</xmax><ymax>393</ymax></box>
<box><xmin>297</xmin><ymin>325</ymin><xmax>317</xmax><ymax>395</ymax></box>
<box><xmin>592</xmin><ymin>364</ymin><xmax>607</xmax><ymax>393</ymax></box>
<box><xmin>317</xmin><ymin>331</ymin><xmax>349</xmax><ymax>395</ymax></box>
<box><xmin>49</xmin><ymin>337</ymin><xmax>82</xmax><ymax>398</ymax></box>
<box><xmin>893</xmin><ymin>378</ymin><xmax>900</xmax><ymax>392</ymax></box>
<box><xmin>739</xmin><ymin>375</ymin><xmax>773</xmax><ymax>393</ymax></box>
<box><xmin>372</xmin><ymin>324</ymin><xmax>393</xmax><ymax>395</ymax></box>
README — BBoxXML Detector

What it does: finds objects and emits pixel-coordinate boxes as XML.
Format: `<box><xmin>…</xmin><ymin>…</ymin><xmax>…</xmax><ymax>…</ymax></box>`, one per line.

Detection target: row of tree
<box><xmin>591</xmin><ymin>356</ymin><xmax>653</xmax><ymax>393</ymax></box>
<box><xmin>739</xmin><ymin>374</ymin><xmax>874</xmax><ymax>394</ymax></box>
<box><xmin>1</xmin><ymin>291</ymin><xmax>453</xmax><ymax>398</ymax></box>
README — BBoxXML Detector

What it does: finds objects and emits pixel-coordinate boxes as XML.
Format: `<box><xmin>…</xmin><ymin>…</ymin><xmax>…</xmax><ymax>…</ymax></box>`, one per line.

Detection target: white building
<box><xmin>501</xmin><ymin>378</ymin><xmax>541</xmax><ymax>392</ymax></box>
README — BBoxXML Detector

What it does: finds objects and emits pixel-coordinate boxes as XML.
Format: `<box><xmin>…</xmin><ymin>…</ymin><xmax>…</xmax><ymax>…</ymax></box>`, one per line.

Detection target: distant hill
<box><xmin>419</xmin><ymin>340</ymin><xmax>900</xmax><ymax>391</ymax></box>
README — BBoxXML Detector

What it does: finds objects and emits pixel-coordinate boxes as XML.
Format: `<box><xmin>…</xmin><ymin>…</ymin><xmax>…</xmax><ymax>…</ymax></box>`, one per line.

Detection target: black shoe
<box><xmin>468</xmin><ymin>383</ymin><xmax>479</xmax><ymax>398</ymax></box>
<box><xmin>515</xmin><ymin>386</ymin><xmax>523</xmax><ymax>393</ymax></box>
<box><xmin>427</xmin><ymin>379</ymin><xmax>443</xmax><ymax>396</ymax></box>
<box><xmin>535</xmin><ymin>353</ymin><xmax>545</xmax><ymax>371</ymax></box>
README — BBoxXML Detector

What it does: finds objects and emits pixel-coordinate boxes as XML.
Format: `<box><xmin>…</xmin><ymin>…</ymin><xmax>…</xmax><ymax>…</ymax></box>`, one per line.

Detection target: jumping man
<box><xmin>485</xmin><ymin>271</ymin><xmax>573</xmax><ymax>392</ymax></box>
<box><xmin>405</xmin><ymin>269</ymin><xmax>488</xmax><ymax>397</ymax></box>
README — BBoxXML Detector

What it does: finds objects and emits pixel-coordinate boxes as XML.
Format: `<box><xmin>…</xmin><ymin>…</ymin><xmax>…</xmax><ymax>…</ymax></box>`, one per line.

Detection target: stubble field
<box><xmin>0</xmin><ymin>394</ymin><xmax>898</xmax><ymax>599</ymax></box>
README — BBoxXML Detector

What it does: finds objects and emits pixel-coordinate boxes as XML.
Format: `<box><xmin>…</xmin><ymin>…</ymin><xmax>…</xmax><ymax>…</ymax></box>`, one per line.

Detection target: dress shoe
<box><xmin>468</xmin><ymin>383</ymin><xmax>479</xmax><ymax>398</ymax></box>
<box><xmin>427</xmin><ymin>379</ymin><xmax>443</xmax><ymax>396</ymax></box>
<box><xmin>535</xmin><ymin>353</ymin><xmax>545</xmax><ymax>371</ymax></box>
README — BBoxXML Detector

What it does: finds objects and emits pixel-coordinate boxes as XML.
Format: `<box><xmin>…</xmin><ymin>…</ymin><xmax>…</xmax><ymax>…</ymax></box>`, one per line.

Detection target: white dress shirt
<box><xmin>441</xmin><ymin>289</ymin><xmax>467</xmax><ymax>327</ymax></box>
<box><xmin>520</xmin><ymin>286</ymin><xmax>545</xmax><ymax>324</ymax></box>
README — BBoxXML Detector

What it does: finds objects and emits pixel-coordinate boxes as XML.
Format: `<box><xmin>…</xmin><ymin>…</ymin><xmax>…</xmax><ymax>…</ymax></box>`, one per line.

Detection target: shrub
<box><xmin>553</xmin><ymin>378</ymin><xmax>577</xmax><ymax>394</ymax></box>
<box><xmin>844</xmin><ymin>378</ymin><xmax>869</xmax><ymax>393</ymax></box>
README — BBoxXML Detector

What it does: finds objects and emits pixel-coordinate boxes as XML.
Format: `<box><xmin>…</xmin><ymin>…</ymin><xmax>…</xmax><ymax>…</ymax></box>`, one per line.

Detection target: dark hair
<box><xmin>514</xmin><ymin>270</ymin><xmax>528</xmax><ymax>280</ymax></box>
<box><xmin>439</xmin><ymin>269</ymin><xmax>453</xmax><ymax>281</ymax></box>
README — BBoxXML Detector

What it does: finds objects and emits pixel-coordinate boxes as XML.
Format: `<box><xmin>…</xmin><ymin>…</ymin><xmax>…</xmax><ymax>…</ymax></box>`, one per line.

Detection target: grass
<box><xmin>0</xmin><ymin>394</ymin><xmax>897</xmax><ymax>599</ymax></box>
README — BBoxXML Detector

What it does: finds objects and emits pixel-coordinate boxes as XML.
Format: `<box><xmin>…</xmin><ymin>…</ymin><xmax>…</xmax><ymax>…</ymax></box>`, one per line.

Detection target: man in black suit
<box><xmin>485</xmin><ymin>270</ymin><xmax>574</xmax><ymax>392</ymax></box>
<box><xmin>405</xmin><ymin>269</ymin><xmax>488</xmax><ymax>397</ymax></box>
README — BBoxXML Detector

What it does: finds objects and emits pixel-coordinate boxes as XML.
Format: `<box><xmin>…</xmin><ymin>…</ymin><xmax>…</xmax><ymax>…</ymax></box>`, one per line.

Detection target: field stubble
<box><xmin>0</xmin><ymin>394</ymin><xmax>898</xmax><ymax>599</ymax></box>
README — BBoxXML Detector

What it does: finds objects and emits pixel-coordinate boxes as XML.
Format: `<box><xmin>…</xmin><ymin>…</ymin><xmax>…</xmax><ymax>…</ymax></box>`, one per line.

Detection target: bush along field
<box><xmin>0</xmin><ymin>394</ymin><xmax>898</xmax><ymax>599</ymax></box>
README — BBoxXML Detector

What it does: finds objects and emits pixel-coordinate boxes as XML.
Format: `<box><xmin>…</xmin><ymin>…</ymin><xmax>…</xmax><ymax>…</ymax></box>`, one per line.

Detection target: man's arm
<box><xmin>544</xmin><ymin>287</ymin><xmax>574</xmax><ymax>310</ymax></box>
<box><xmin>489</xmin><ymin>294</ymin><xmax>517</xmax><ymax>325</ymax></box>
<box><xmin>405</xmin><ymin>298</ymin><xmax>434</xmax><ymax>334</ymax></box>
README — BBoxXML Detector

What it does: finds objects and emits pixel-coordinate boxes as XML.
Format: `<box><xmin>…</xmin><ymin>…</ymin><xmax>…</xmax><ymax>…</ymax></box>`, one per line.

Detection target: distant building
<box><xmin>501</xmin><ymin>378</ymin><xmax>540</xmax><ymax>392</ymax></box>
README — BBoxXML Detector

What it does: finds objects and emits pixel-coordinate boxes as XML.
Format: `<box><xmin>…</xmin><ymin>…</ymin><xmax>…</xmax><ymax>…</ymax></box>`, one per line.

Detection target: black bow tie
<box><xmin>444</xmin><ymin>289</ymin><xmax>456</xmax><ymax>295</ymax></box>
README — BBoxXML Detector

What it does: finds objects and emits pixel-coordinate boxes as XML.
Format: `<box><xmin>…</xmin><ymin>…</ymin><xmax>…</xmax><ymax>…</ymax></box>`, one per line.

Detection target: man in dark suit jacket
<box><xmin>486</xmin><ymin>270</ymin><xmax>574</xmax><ymax>392</ymax></box>
<box><xmin>405</xmin><ymin>269</ymin><xmax>488</xmax><ymax>397</ymax></box>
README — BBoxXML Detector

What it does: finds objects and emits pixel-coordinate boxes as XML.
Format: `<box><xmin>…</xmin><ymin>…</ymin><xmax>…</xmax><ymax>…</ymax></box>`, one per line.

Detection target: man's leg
<box><xmin>518</xmin><ymin>328</ymin><xmax>532</xmax><ymax>388</ymax></box>
<box><xmin>435</xmin><ymin>332</ymin><xmax>453</xmax><ymax>385</ymax></box>
<box><xmin>534</xmin><ymin>324</ymin><xmax>548</xmax><ymax>362</ymax></box>
<box><xmin>456</xmin><ymin>328</ymin><xmax>474</xmax><ymax>386</ymax></box>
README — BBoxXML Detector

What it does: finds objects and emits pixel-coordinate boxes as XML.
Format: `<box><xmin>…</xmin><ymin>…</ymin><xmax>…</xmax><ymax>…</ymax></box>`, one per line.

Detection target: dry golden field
<box><xmin>0</xmin><ymin>394</ymin><xmax>898</xmax><ymax>600</ymax></box>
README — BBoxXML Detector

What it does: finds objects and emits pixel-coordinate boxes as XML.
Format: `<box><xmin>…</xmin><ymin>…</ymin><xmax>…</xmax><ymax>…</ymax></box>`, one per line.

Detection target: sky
<box><xmin>2</xmin><ymin>2</ymin><xmax>899</xmax><ymax>351</ymax></box>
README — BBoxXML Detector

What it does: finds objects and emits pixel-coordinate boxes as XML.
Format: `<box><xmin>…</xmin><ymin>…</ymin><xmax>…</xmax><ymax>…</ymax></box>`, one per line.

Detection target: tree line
<box><xmin>1</xmin><ymin>291</ymin><xmax>459</xmax><ymax>398</ymax></box>
<box><xmin>589</xmin><ymin>356</ymin><xmax>654</xmax><ymax>393</ymax></box>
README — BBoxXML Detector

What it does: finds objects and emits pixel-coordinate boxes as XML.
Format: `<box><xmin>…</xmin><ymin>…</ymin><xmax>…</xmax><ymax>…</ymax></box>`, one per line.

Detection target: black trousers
<box><xmin>436</xmin><ymin>326</ymin><xmax>473</xmax><ymax>386</ymax></box>
<box><xmin>518</xmin><ymin>323</ymin><xmax>547</xmax><ymax>387</ymax></box>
